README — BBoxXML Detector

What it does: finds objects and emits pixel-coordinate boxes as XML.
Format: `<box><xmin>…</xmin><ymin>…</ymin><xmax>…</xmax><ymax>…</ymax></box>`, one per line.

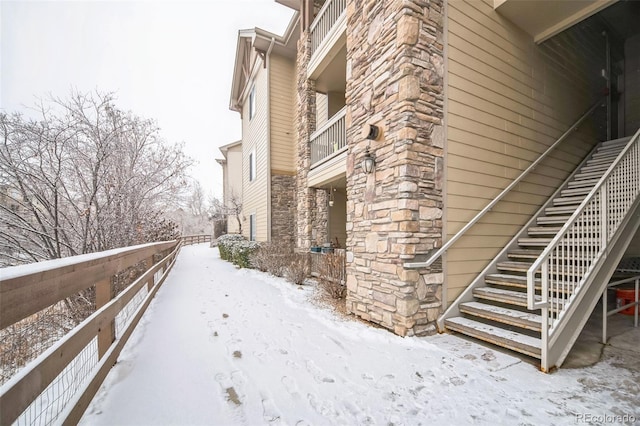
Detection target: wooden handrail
<box><xmin>0</xmin><ymin>234</ymin><xmax>210</xmax><ymax>424</ymax></box>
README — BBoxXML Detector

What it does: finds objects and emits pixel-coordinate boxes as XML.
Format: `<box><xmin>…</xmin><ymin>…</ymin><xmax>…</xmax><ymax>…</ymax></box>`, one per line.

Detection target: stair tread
<box><xmin>518</xmin><ymin>237</ymin><xmax>552</xmax><ymax>246</ymax></box>
<box><xmin>486</xmin><ymin>273</ymin><xmax>537</xmax><ymax>284</ymax></box>
<box><xmin>568</xmin><ymin>179</ymin><xmax>599</xmax><ymax>188</ymax></box>
<box><xmin>528</xmin><ymin>226</ymin><xmax>561</xmax><ymax>235</ymax></box>
<box><xmin>553</xmin><ymin>196</ymin><xmax>585</xmax><ymax>206</ymax></box>
<box><xmin>445</xmin><ymin>317</ymin><xmax>541</xmax><ymax>358</ymax></box>
<box><xmin>460</xmin><ymin>301</ymin><xmax>542</xmax><ymax>330</ymax></box>
<box><xmin>537</xmin><ymin>215</ymin><xmax>571</xmax><ymax>224</ymax></box>
<box><xmin>508</xmin><ymin>249</ymin><xmax>543</xmax><ymax>259</ymax></box>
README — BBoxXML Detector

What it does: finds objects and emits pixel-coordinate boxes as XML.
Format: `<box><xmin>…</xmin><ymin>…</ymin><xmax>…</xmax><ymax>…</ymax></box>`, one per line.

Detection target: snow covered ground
<box><xmin>80</xmin><ymin>244</ymin><xmax>639</xmax><ymax>425</ymax></box>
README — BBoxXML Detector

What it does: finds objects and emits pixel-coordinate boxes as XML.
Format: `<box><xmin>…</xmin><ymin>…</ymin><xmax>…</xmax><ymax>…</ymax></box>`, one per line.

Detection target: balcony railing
<box><xmin>309</xmin><ymin>0</ymin><xmax>347</xmax><ymax>57</ymax></box>
<box><xmin>310</xmin><ymin>106</ymin><xmax>347</xmax><ymax>167</ymax></box>
<box><xmin>310</xmin><ymin>248</ymin><xmax>346</xmax><ymax>284</ymax></box>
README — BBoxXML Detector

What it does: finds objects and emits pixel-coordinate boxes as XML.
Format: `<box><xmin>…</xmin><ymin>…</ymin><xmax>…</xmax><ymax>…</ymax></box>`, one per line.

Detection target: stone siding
<box><xmin>345</xmin><ymin>0</ymin><xmax>445</xmax><ymax>336</ymax></box>
<box><xmin>295</xmin><ymin>31</ymin><xmax>318</xmax><ymax>250</ymax></box>
<box><xmin>271</xmin><ymin>174</ymin><xmax>296</xmax><ymax>246</ymax></box>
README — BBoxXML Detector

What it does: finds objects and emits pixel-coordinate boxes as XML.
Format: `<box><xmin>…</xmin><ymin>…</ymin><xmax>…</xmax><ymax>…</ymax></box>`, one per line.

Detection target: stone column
<box><xmin>295</xmin><ymin>31</ymin><xmax>317</xmax><ymax>250</ymax></box>
<box><xmin>345</xmin><ymin>0</ymin><xmax>445</xmax><ymax>336</ymax></box>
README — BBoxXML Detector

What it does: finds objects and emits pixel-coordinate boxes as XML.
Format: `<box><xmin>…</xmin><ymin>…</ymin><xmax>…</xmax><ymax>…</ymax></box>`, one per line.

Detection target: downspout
<box><xmin>266</xmin><ymin>37</ymin><xmax>275</xmax><ymax>242</ymax></box>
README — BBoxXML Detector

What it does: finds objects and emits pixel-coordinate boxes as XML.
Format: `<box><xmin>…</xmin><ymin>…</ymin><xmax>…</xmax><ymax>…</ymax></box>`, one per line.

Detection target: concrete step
<box><xmin>445</xmin><ymin>317</ymin><xmax>542</xmax><ymax>358</ymax></box>
<box><xmin>459</xmin><ymin>301</ymin><xmax>542</xmax><ymax>332</ymax></box>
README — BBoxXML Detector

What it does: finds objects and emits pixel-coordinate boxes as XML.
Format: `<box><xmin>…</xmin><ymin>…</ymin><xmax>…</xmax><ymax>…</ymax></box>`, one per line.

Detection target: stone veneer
<box><xmin>271</xmin><ymin>174</ymin><xmax>296</xmax><ymax>246</ymax></box>
<box><xmin>345</xmin><ymin>0</ymin><xmax>445</xmax><ymax>336</ymax></box>
<box><xmin>295</xmin><ymin>30</ymin><xmax>317</xmax><ymax>250</ymax></box>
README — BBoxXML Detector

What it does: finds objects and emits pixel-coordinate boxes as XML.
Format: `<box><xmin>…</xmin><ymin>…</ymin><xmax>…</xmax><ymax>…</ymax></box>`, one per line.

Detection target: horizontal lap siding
<box><xmin>270</xmin><ymin>55</ymin><xmax>297</xmax><ymax>174</ymax></box>
<box><xmin>243</xmin><ymin>67</ymin><xmax>269</xmax><ymax>242</ymax></box>
<box><xmin>445</xmin><ymin>0</ymin><xmax>605</xmax><ymax>304</ymax></box>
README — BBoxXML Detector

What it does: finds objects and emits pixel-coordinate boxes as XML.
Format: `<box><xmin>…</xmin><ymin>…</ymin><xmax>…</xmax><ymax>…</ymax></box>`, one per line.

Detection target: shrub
<box><xmin>251</xmin><ymin>241</ymin><xmax>293</xmax><ymax>277</ymax></box>
<box><xmin>285</xmin><ymin>253</ymin><xmax>310</xmax><ymax>285</ymax></box>
<box><xmin>318</xmin><ymin>252</ymin><xmax>346</xmax><ymax>299</ymax></box>
<box><xmin>216</xmin><ymin>234</ymin><xmax>258</xmax><ymax>268</ymax></box>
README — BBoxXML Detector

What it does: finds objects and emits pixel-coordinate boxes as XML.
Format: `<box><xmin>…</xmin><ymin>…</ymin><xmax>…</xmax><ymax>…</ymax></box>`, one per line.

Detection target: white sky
<box><xmin>0</xmin><ymin>0</ymin><xmax>296</xmax><ymax>198</ymax></box>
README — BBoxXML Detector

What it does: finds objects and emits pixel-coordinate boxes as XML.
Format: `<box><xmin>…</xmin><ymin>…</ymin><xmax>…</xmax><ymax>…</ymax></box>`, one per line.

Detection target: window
<box><xmin>249</xmin><ymin>214</ymin><xmax>256</xmax><ymax>241</ymax></box>
<box><xmin>249</xmin><ymin>149</ymin><xmax>256</xmax><ymax>182</ymax></box>
<box><xmin>249</xmin><ymin>85</ymin><xmax>256</xmax><ymax>120</ymax></box>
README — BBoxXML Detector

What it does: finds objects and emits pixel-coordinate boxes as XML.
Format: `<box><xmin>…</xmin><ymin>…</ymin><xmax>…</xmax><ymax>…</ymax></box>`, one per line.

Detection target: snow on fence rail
<box><xmin>180</xmin><ymin>234</ymin><xmax>212</xmax><ymax>246</ymax></box>
<box><xmin>0</xmin><ymin>236</ymin><xmax>208</xmax><ymax>425</ymax></box>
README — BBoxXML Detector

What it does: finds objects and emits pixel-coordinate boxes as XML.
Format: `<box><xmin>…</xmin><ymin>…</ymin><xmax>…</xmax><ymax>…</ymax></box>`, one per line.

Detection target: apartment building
<box><xmin>226</xmin><ymin>16</ymin><xmax>300</xmax><ymax>243</ymax></box>
<box><xmin>275</xmin><ymin>0</ymin><xmax>640</xmax><ymax>371</ymax></box>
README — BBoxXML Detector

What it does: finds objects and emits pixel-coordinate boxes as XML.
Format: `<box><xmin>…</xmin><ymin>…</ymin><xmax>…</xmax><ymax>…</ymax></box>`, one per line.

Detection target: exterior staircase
<box><xmin>438</xmin><ymin>134</ymin><xmax>640</xmax><ymax>370</ymax></box>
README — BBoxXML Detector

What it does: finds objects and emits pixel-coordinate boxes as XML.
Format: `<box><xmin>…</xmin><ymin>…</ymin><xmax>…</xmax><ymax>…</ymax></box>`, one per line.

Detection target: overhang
<box><xmin>494</xmin><ymin>0</ymin><xmax>618</xmax><ymax>43</ymax></box>
<box><xmin>228</xmin><ymin>12</ymin><xmax>300</xmax><ymax>113</ymax></box>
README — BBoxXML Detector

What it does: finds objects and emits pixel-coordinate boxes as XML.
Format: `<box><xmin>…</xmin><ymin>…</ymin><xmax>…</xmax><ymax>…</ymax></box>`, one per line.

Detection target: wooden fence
<box><xmin>180</xmin><ymin>234</ymin><xmax>212</xmax><ymax>246</ymax></box>
<box><xmin>0</xmin><ymin>236</ymin><xmax>212</xmax><ymax>425</ymax></box>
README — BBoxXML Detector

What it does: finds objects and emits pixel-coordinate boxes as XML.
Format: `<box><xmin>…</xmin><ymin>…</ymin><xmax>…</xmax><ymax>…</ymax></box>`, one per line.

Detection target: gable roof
<box><xmin>229</xmin><ymin>12</ymin><xmax>300</xmax><ymax>112</ymax></box>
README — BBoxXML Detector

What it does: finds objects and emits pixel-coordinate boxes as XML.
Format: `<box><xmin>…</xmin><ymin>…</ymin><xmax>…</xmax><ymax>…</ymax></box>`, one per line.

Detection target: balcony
<box><xmin>308</xmin><ymin>0</ymin><xmax>347</xmax><ymax>81</ymax></box>
<box><xmin>310</xmin><ymin>106</ymin><xmax>346</xmax><ymax>166</ymax></box>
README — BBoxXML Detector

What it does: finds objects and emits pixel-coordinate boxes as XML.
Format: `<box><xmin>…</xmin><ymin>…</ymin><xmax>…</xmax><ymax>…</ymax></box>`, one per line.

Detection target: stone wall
<box><xmin>271</xmin><ymin>174</ymin><xmax>296</xmax><ymax>246</ymax></box>
<box><xmin>312</xmin><ymin>189</ymin><xmax>329</xmax><ymax>245</ymax></box>
<box><xmin>345</xmin><ymin>0</ymin><xmax>445</xmax><ymax>336</ymax></box>
<box><xmin>295</xmin><ymin>31</ymin><xmax>318</xmax><ymax>250</ymax></box>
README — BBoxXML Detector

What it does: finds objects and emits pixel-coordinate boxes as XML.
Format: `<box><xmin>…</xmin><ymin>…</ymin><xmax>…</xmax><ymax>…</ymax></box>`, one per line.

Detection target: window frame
<box><xmin>249</xmin><ymin>213</ymin><xmax>256</xmax><ymax>241</ymax></box>
<box><xmin>249</xmin><ymin>149</ymin><xmax>256</xmax><ymax>182</ymax></box>
<box><xmin>249</xmin><ymin>85</ymin><xmax>256</xmax><ymax>120</ymax></box>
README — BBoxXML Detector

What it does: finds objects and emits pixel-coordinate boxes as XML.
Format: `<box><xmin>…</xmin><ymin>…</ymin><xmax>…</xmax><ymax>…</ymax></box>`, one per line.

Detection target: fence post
<box><xmin>96</xmin><ymin>277</ymin><xmax>115</xmax><ymax>359</ymax></box>
<box><xmin>147</xmin><ymin>256</ymin><xmax>155</xmax><ymax>290</ymax></box>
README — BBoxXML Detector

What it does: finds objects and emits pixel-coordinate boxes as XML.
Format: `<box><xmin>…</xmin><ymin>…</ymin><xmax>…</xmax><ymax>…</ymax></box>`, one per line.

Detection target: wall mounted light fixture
<box><xmin>362</xmin><ymin>147</ymin><xmax>376</xmax><ymax>174</ymax></box>
<box><xmin>329</xmin><ymin>186</ymin><xmax>335</xmax><ymax>207</ymax></box>
<box><xmin>366</xmin><ymin>124</ymin><xmax>380</xmax><ymax>140</ymax></box>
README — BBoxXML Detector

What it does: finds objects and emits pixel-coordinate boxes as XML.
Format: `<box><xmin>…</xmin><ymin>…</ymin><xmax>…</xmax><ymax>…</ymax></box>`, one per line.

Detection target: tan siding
<box><xmin>316</xmin><ymin>93</ymin><xmax>329</xmax><ymax>128</ymax></box>
<box><xmin>445</xmin><ymin>0</ymin><xmax>606</xmax><ymax>304</ymax></box>
<box><xmin>269</xmin><ymin>55</ymin><xmax>297</xmax><ymax>173</ymax></box>
<box><xmin>242</xmin><ymin>66</ymin><xmax>269</xmax><ymax>242</ymax></box>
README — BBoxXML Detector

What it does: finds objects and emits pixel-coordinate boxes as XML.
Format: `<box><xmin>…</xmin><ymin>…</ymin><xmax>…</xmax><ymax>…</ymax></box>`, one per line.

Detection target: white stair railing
<box><xmin>527</xmin><ymin>128</ymin><xmax>640</xmax><ymax>369</ymax></box>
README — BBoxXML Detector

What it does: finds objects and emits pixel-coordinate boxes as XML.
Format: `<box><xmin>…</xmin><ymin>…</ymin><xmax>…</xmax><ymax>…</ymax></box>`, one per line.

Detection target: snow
<box><xmin>0</xmin><ymin>241</ymin><xmax>175</xmax><ymax>280</ymax></box>
<box><xmin>80</xmin><ymin>244</ymin><xmax>639</xmax><ymax>425</ymax></box>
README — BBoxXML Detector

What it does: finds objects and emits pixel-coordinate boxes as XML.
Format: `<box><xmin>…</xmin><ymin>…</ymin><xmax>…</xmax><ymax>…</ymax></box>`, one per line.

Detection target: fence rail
<box><xmin>0</xmin><ymin>235</ymin><xmax>210</xmax><ymax>425</ymax></box>
<box><xmin>181</xmin><ymin>234</ymin><xmax>212</xmax><ymax>246</ymax></box>
<box><xmin>310</xmin><ymin>248</ymin><xmax>346</xmax><ymax>284</ymax></box>
<box><xmin>310</xmin><ymin>107</ymin><xmax>347</xmax><ymax>167</ymax></box>
<box><xmin>309</xmin><ymin>0</ymin><xmax>347</xmax><ymax>57</ymax></box>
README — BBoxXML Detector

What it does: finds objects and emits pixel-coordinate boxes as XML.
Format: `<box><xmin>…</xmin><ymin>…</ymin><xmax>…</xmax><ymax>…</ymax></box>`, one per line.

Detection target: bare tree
<box><xmin>210</xmin><ymin>191</ymin><xmax>243</xmax><ymax>235</ymax></box>
<box><xmin>0</xmin><ymin>91</ymin><xmax>192</xmax><ymax>266</ymax></box>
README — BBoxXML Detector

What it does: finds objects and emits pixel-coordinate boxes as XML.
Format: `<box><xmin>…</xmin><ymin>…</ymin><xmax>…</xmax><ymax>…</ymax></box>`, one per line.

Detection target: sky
<box><xmin>0</xmin><ymin>0</ymin><xmax>296</xmax><ymax>198</ymax></box>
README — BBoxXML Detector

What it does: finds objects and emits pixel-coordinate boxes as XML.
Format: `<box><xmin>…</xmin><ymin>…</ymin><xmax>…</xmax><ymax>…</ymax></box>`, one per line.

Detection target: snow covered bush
<box><xmin>216</xmin><ymin>234</ymin><xmax>258</xmax><ymax>268</ymax></box>
<box><xmin>217</xmin><ymin>234</ymin><xmax>244</xmax><ymax>261</ymax></box>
